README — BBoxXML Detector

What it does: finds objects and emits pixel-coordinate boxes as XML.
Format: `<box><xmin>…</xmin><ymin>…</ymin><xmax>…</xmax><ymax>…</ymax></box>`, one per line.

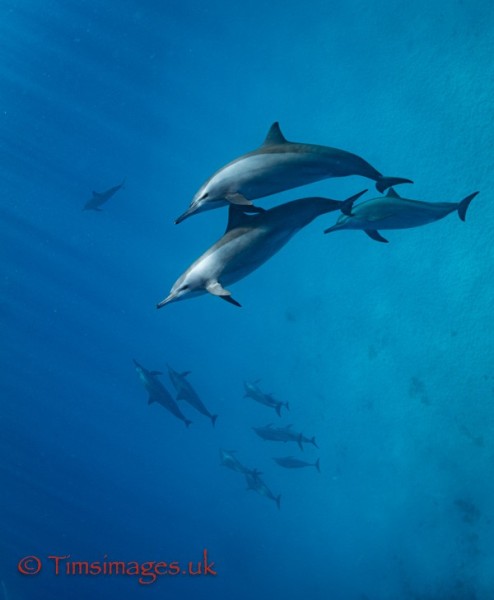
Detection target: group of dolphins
<box><xmin>221</xmin><ymin>381</ymin><xmax>321</xmax><ymax>510</ymax></box>
<box><xmin>134</xmin><ymin>360</ymin><xmax>319</xmax><ymax>509</ymax></box>
<box><xmin>156</xmin><ymin>122</ymin><xmax>478</xmax><ymax>309</ymax></box>
<box><xmin>83</xmin><ymin>122</ymin><xmax>478</xmax><ymax>309</ymax></box>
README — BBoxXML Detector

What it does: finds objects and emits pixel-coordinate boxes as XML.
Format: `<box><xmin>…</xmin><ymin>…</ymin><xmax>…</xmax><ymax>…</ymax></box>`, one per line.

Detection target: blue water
<box><xmin>1</xmin><ymin>1</ymin><xmax>493</xmax><ymax>598</ymax></box>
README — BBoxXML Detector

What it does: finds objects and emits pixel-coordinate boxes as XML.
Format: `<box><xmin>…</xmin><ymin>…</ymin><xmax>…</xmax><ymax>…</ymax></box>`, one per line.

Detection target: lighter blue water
<box><xmin>1</xmin><ymin>1</ymin><xmax>493</xmax><ymax>599</ymax></box>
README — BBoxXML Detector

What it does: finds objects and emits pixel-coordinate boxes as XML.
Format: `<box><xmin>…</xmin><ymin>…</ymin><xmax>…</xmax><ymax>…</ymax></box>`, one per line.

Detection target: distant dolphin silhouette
<box><xmin>175</xmin><ymin>122</ymin><xmax>412</xmax><ymax>223</ymax></box>
<box><xmin>273</xmin><ymin>456</ymin><xmax>320</xmax><ymax>472</ymax></box>
<box><xmin>83</xmin><ymin>179</ymin><xmax>125</xmax><ymax>211</ymax></box>
<box><xmin>133</xmin><ymin>359</ymin><xmax>192</xmax><ymax>427</ymax></box>
<box><xmin>160</xmin><ymin>191</ymin><xmax>365</xmax><ymax>308</ymax></box>
<box><xmin>167</xmin><ymin>365</ymin><xmax>218</xmax><ymax>427</ymax></box>
<box><xmin>324</xmin><ymin>188</ymin><xmax>479</xmax><ymax>242</ymax></box>
<box><xmin>245</xmin><ymin>470</ymin><xmax>281</xmax><ymax>510</ymax></box>
<box><xmin>243</xmin><ymin>381</ymin><xmax>289</xmax><ymax>417</ymax></box>
<box><xmin>252</xmin><ymin>424</ymin><xmax>318</xmax><ymax>451</ymax></box>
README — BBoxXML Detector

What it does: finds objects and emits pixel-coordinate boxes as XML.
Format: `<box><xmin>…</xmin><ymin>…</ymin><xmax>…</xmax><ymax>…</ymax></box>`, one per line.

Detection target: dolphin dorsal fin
<box><xmin>386</xmin><ymin>187</ymin><xmax>401</xmax><ymax>199</ymax></box>
<box><xmin>262</xmin><ymin>122</ymin><xmax>288</xmax><ymax>146</ymax></box>
<box><xmin>225</xmin><ymin>205</ymin><xmax>255</xmax><ymax>232</ymax></box>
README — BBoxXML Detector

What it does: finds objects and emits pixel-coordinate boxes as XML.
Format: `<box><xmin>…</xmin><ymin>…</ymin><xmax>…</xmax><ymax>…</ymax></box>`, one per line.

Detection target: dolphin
<box><xmin>175</xmin><ymin>122</ymin><xmax>412</xmax><ymax>223</ymax></box>
<box><xmin>324</xmin><ymin>188</ymin><xmax>479</xmax><ymax>243</ymax></box>
<box><xmin>133</xmin><ymin>359</ymin><xmax>192</xmax><ymax>427</ymax></box>
<box><xmin>219</xmin><ymin>449</ymin><xmax>257</xmax><ymax>475</ymax></box>
<box><xmin>273</xmin><ymin>456</ymin><xmax>320</xmax><ymax>472</ymax></box>
<box><xmin>167</xmin><ymin>365</ymin><xmax>218</xmax><ymax>426</ymax></box>
<box><xmin>243</xmin><ymin>381</ymin><xmax>288</xmax><ymax>417</ymax></box>
<box><xmin>245</xmin><ymin>470</ymin><xmax>281</xmax><ymax>510</ymax></box>
<box><xmin>252</xmin><ymin>424</ymin><xmax>318</xmax><ymax>451</ymax></box>
<box><xmin>83</xmin><ymin>179</ymin><xmax>125</xmax><ymax>211</ymax></box>
<box><xmin>159</xmin><ymin>191</ymin><xmax>365</xmax><ymax>308</ymax></box>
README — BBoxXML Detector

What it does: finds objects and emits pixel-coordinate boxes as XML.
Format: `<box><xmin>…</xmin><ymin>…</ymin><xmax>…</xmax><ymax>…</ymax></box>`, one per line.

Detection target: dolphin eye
<box><xmin>201</xmin><ymin>192</ymin><xmax>209</xmax><ymax>200</ymax></box>
<box><xmin>181</xmin><ymin>285</ymin><xmax>189</xmax><ymax>291</ymax></box>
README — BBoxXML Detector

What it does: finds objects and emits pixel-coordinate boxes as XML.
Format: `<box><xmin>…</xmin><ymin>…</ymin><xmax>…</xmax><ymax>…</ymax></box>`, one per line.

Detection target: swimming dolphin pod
<box><xmin>175</xmin><ymin>122</ymin><xmax>412</xmax><ymax>223</ymax></box>
<box><xmin>160</xmin><ymin>121</ymin><xmax>478</xmax><ymax>309</ymax></box>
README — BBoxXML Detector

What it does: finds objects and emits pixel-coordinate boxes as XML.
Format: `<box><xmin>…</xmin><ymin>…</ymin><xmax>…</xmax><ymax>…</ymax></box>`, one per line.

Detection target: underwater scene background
<box><xmin>1</xmin><ymin>1</ymin><xmax>494</xmax><ymax>598</ymax></box>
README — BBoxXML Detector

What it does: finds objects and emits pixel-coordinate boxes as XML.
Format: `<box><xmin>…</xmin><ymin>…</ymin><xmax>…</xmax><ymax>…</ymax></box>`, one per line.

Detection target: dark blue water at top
<box><xmin>1</xmin><ymin>1</ymin><xmax>493</xmax><ymax>599</ymax></box>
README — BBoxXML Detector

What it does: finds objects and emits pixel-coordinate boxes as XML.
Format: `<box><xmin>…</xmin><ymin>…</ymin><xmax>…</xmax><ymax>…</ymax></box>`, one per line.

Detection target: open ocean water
<box><xmin>1</xmin><ymin>1</ymin><xmax>493</xmax><ymax>598</ymax></box>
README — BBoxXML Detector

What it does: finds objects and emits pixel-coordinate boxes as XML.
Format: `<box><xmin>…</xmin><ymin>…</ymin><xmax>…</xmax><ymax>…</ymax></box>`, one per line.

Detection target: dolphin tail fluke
<box><xmin>457</xmin><ymin>191</ymin><xmax>479</xmax><ymax>222</ymax></box>
<box><xmin>276</xmin><ymin>494</ymin><xmax>281</xmax><ymax>510</ymax></box>
<box><xmin>211</xmin><ymin>414</ymin><xmax>218</xmax><ymax>428</ymax></box>
<box><xmin>185</xmin><ymin>419</ymin><xmax>192</xmax><ymax>428</ymax></box>
<box><xmin>315</xmin><ymin>458</ymin><xmax>321</xmax><ymax>473</ymax></box>
<box><xmin>376</xmin><ymin>177</ymin><xmax>413</xmax><ymax>193</ymax></box>
<box><xmin>341</xmin><ymin>189</ymin><xmax>368</xmax><ymax>216</ymax></box>
<box><xmin>311</xmin><ymin>436</ymin><xmax>319</xmax><ymax>449</ymax></box>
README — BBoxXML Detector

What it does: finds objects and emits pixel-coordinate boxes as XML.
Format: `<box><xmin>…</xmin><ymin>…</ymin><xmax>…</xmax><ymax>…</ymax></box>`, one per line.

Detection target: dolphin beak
<box><xmin>156</xmin><ymin>291</ymin><xmax>178</xmax><ymax>309</ymax></box>
<box><xmin>174</xmin><ymin>204</ymin><xmax>196</xmax><ymax>225</ymax></box>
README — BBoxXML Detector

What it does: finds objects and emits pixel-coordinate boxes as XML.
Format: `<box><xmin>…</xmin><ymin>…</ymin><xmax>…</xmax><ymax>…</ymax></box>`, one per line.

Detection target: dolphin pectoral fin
<box><xmin>341</xmin><ymin>189</ymin><xmax>368</xmax><ymax>216</ymax></box>
<box><xmin>225</xmin><ymin>192</ymin><xmax>253</xmax><ymax>206</ymax></box>
<box><xmin>93</xmin><ymin>207</ymin><xmax>103</xmax><ymax>211</ymax></box>
<box><xmin>181</xmin><ymin>370</ymin><xmax>191</xmax><ymax>377</ymax></box>
<box><xmin>457</xmin><ymin>191</ymin><xmax>479</xmax><ymax>221</ymax></box>
<box><xmin>150</xmin><ymin>370</ymin><xmax>162</xmax><ymax>376</ymax></box>
<box><xmin>206</xmin><ymin>281</ymin><xmax>230</xmax><ymax>296</ymax></box>
<box><xmin>365</xmin><ymin>229</ymin><xmax>389</xmax><ymax>243</ymax></box>
<box><xmin>221</xmin><ymin>295</ymin><xmax>242</xmax><ymax>308</ymax></box>
<box><xmin>206</xmin><ymin>281</ymin><xmax>242</xmax><ymax>307</ymax></box>
<box><xmin>262</xmin><ymin>122</ymin><xmax>289</xmax><ymax>146</ymax></box>
<box><xmin>92</xmin><ymin>191</ymin><xmax>100</xmax><ymax>197</ymax></box>
<box><xmin>148</xmin><ymin>395</ymin><xmax>156</xmax><ymax>405</ymax></box>
<box><xmin>376</xmin><ymin>177</ymin><xmax>413</xmax><ymax>193</ymax></box>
